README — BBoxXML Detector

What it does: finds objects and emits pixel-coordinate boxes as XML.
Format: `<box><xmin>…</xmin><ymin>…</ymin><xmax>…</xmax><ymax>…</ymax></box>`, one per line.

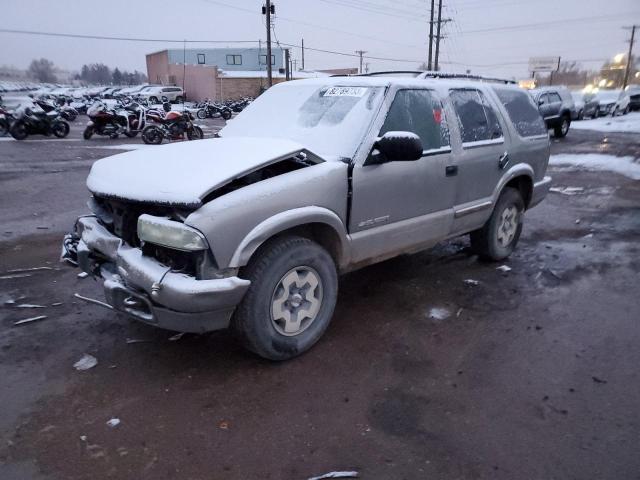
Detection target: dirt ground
<box><xmin>0</xmin><ymin>122</ymin><xmax>639</xmax><ymax>480</ymax></box>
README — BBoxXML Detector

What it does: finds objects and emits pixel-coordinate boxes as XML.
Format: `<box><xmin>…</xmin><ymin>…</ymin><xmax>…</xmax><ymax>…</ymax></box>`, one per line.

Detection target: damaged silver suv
<box><xmin>63</xmin><ymin>72</ymin><xmax>551</xmax><ymax>360</ymax></box>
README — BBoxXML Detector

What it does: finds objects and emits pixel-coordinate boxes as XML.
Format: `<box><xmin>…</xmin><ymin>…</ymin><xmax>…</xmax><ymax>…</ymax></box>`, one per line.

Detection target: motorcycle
<box><xmin>35</xmin><ymin>99</ymin><xmax>78</xmax><ymax>122</ymax></box>
<box><xmin>9</xmin><ymin>105</ymin><xmax>70</xmax><ymax>140</ymax></box>
<box><xmin>195</xmin><ymin>99</ymin><xmax>232</xmax><ymax>120</ymax></box>
<box><xmin>142</xmin><ymin>109</ymin><xmax>203</xmax><ymax>145</ymax></box>
<box><xmin>83</xmin><ymin>101</ymin><xmax>146</xmax><ymax>139</ymax></box>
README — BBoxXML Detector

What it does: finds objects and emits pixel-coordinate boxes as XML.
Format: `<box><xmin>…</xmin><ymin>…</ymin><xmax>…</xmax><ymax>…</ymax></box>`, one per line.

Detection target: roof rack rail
<box><xmin>331</xmin><ymin>70</ymin><xmax>516</xmax><ymax>84</ymax></box>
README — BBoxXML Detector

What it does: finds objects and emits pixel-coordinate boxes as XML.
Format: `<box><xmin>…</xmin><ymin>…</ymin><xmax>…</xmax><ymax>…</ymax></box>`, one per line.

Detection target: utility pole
<box><xmin>434</xmin><ymin>0</ymin><xmax>443</xmax><ymax>71</ymax></box>
<box><xmin>285</xmin><ymin>48</ymin><xmax>290</xmax><ymax>80</ymax></box>
<box><xmin>262</xmin><ymin>1</ymin><xmax>274</xmax><ymax>87</ymax></box>
<box><xmin>356</xmin><ymin>50</ymin><xmax>367</xmax><ymax>74</ymax></box>
<box><xmin>292</xmin><ymin>59</ymin><xmax>298</xmax><ymax>72</ymax></box>
<box><xmin>623</xmin><ymin>25</ymin><xmax>637</xmax><ymax>89</ymax></box>
<box><xmin>427</xmin><ymin>0</ymin><xmax>435</xmax><ymax>70</ymax></box>
<box><xmin>301</xmin><ymin>38</ymin><xmax>305</xmax><ymax>70</ymax></box>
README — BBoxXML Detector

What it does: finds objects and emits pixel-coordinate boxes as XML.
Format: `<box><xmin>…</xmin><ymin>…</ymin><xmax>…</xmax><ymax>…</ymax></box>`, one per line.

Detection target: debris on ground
<box><xmin>496</xmin><ymin>265</ymin><xmax>512</xmax><ymax>273</ymax></box>
<box><xmin>106</xmin><ymin>418</ymin><xmax>121</xmax><ymax>428</ymax></box>
<box><xmin>16</xmin><ymin>303</ymin><xmax>46</xmax><ymax>308</ymax></box>
<box><xmin>218</xmin><ymin>420</ymin><xmax>229</xmax><ymax>430</ymax></box>
<box><xmin>77</xmin><ymin>272</ymin><xmax>89</xmax><ymax>279</ymax></box>
<box><xmin>456</xmin><ymin>308</ymin><xmax>463</xmax><ymax>318</ymax></box>
<box><xmin>548</xmin><ymin>269</ymin><xmax>563</xmax><ymax>280</ymax></box>
<box><xmin>168</xmin><ymin>332</ymin><xmax>185</xmax><ymax>342</ymax></box>
<box><xmin>0</xmin><ymin>273</ymin><xmax>33</xmax><ymax>280</ymax></box>
<box><xmin>428</xmin><ymin>307</ymin><xmax>451</xmax><ymax>321</ymax></box>
<box><xmin>13</xmin><ymin>315</ymin><xmax>48</xmax><ymax>326</ymax></box>
<box><xmin>463</xmin><ymin>279</ymin><xmax>479</xmax><ymax>286</ymax></box>
<box><xmin>6</xmin><ymin>266</ymin><xmax>54</xmax><ymax>273</ymax></box>
<box><xmin>575</xmin><ymin>218</ymin><xmax>581</xmax><ymax>224</ymax></box>
<box><xmin>51</xmin><ymin>302</ymin><xmax>63</xmax><ymax>306</ymax></box>
<box><xmin>549</xmin><ymin>186</ymin><xmax>585</xmax><ymax>195</ymax></box>
<box><xmin>592</xmin><ymin>376</ymin><xmax>607</xmax><ymax>384</ymax></box>
<box><xmin>73</xmin><ymin>293</ymin><xmax>113</xmax><ymax>310</ymax></box>
<box><xmin>126</xmin><ymin>338</ymin><xmax>152</xmax><ymax>344</ymax></box>
<box><xmin>308</xmin><ymin>472</ymin><xmax>359</xmax><ymax>480</ymax></box>
<box><xmin>73</xmin><ymin>354</ymin><xmax>98</xmax><ymax>371</ymax></box>
<box><xmin>4</xmin><ymin>299</ymin><xmax>16</xmax><ymax>305</ymax></box>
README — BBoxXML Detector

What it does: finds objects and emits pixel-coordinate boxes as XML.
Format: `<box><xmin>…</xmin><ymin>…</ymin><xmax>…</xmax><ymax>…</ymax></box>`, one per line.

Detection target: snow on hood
<box><xmin>87</xmin><ymin>137</ymin><xmax>315</xmax><ymax>206</ymax></box>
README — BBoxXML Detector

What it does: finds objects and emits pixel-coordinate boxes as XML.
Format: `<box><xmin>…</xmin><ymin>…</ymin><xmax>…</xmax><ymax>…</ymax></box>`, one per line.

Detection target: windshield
<box><xmin>597</xmin><ymin>91</ymin><xmax>620</xmax><ymax>101</ymax></box>
<box><xmin>220</xmin><ymin>83</ymin><xmax>385</xmax><ymax>159</ymax></box>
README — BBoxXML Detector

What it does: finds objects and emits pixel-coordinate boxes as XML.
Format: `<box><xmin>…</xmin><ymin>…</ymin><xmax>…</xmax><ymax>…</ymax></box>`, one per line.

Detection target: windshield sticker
<box><xmin>323</xmin><ymin>87</ymin><xmax>368</xmax><ymax>97</ymax></box>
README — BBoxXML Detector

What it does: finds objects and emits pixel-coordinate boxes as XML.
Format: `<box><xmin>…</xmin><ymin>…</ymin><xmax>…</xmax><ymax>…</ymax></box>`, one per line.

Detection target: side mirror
<box><xmin>367</xmin><ymin>131</ymin><xmax>423</xmax><ymax>165</ymax></box>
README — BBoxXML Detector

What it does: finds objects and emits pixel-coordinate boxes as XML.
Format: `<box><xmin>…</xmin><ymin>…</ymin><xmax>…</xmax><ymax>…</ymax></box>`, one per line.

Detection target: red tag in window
<box><xmin>433</xmin><ymin>109</ymin><xmax>442</xmax><ymax>123</ymax></box>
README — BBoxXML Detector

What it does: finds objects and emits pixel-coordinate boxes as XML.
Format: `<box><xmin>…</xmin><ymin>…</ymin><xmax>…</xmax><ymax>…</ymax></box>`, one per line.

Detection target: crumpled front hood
<box><xmin>87</xmin><ymin>137</ymin><xmax>317</xmax><ymax>206</ymax></box>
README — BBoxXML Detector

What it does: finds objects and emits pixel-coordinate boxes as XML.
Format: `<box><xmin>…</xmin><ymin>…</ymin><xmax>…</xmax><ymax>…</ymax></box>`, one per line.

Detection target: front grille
<box><xmin>92</xmin><ymin>196</ymin><xmax>192</xmax><ymax>247</ymax></box>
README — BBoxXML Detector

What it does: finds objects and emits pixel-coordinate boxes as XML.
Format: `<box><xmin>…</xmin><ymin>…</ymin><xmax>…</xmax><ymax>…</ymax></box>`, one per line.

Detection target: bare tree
<box><xmin>27</xmin><ymin>58</ymin><xmax>57</xmax><ymax>83</ymax></box>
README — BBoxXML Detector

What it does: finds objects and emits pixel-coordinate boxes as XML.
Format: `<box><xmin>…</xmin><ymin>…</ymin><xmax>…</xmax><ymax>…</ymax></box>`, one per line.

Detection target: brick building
<box><xmin>146</xmin><ymin>48</ymin><xmax>330</xmax><ymax>101</ymax></box>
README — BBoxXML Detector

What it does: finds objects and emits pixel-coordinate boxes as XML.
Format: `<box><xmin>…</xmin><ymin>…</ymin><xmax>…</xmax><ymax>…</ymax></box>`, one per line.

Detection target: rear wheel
<box><xmin>52</xmin><ymin>121</ymin><xmax>70</xmax><ymax>138</ymax></box>
<box><xmin>9</xmin><ymin>121</ymin><xmax>28</xmax><ymax>140</ymax></box>
<box><xmin>232</xmin><ymin>236</ymin><xmax>338</xmax><ymax>360</ymax></box>
<box><xmin>470</xmin><ymin>187</ymin><xmax>525</xmax><ymax>261</ymax></box>
<box><xmin>222</xmin><ymin>109</ymin><xmax>232</xmax><ymax>121</ymax></box>
<box><xmin>553</xmin><ymin>115</ymin><xmax>570</xmax><ymax>138</ymax></box>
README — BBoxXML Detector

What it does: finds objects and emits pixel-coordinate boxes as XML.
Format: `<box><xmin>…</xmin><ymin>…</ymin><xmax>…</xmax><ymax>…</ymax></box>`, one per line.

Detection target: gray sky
<box><xmin>1</xmin><ymin>0</ymin><xmax>639</xmax><ymax>79</ymax></box>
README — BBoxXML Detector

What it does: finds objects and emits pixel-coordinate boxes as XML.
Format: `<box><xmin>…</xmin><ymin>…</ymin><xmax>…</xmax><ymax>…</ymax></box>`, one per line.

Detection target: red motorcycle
<box><xmin>83</xmin><ymin>101</ymin><xmax>145</xmax><ymax>140</ymax></box>
<box><xmin>141</xmin><ymin>105</ymin><xmax>203</xmax><ymax>145</ymax></box>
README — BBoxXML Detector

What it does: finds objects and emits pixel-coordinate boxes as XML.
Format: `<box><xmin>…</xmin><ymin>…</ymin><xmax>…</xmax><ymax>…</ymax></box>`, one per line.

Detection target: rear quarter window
<box><xmin>493</xmin><ymin>87</ymin><xmax>547</xmax><ymax>137</ymax></box>
<box><xmin>449</xmin><ymin>89</ymin><xmax>503</xmax><ymax>144</ymax></box>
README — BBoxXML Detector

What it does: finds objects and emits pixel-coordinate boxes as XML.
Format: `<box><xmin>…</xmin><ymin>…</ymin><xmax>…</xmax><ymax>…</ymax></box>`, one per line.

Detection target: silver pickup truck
<box><xmin>63</xmin><ymin>73</ymin><xmax>551</xmax><ymax>360</ymax></box>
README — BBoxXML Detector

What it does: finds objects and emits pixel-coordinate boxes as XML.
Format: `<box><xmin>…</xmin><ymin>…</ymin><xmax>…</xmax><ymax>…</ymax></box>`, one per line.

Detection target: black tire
<box><xmin>9</xmin><ymin>121</ymin><xmax>28</xmax><ymax>140</ymax></box>
<box><xmin>196</xmin><ymin>109</ymin><xmax>207</xmax><ymax>120</ymax></box>
<box><xmin>623</xmin><ymin>105</ymin><xmax>630</xmax><ymax>115</ymax></box>
<box><xmin>187</xmin><ymin>125</ymin><xmax>203</xmax><ymax>140</ymax></box>
<box><xmin>0</xmin><ymin>118</ymin><xmax>9</xmax><ymax>136</ymax></box>
<box><xmin>142</xmin><ymin>125</ymin><xmax>163</xmax><ymax>145</ymax></box>
<box><xmin>175</xmin><ymin>96</ymin><xmax>183</xmax><ymax>103</ymax></box>
<box><xmin>470</xmin><ymin>187</ymin><xmax>525</xmax><ymax>262</ymax></box>
<box><xmin>124</xmin><ymin>130</ymin><xmax>138</xmax><ymax>138</ymax></box>
<box><xmin>232</xmin><ymin>236</ymin><xmax>338</xmax><ymax>361</ymax></box>
<box><xmin>221</xmin><ymin>109</ymin><xmax>232</xmax><ymax>121</ymax></box>
<box><xmin>553</xmin><ymin>115</ymin><xmax>570</xmax><ymax>138</ymax></box>
<box><xmin>592</xmin><ymin>107</ymin><xmax>599</xmax><ymax>118</ymax></box>
<box><xmin>83</xmin><ymin>126</ymin><xmax>94</xmax><ymax>140</ymax></box>
<box><xmin>52</xmin><ymin>121</ymin><xmax>70</xmax><ymax>138</ymax></box>
<box><xmin>612</xmin><ymin>107</ymin><xmax>618</xmax><ymax>117</ymax></box>
<box><xmin>577</xmin><ymin>109</ymin><xmax>584</xmax><ymax>120</ymax></box>
<box><xmin>149</xmin><ymin>96</ymin><xmax>158</xmax><ymax>104</ymax></box>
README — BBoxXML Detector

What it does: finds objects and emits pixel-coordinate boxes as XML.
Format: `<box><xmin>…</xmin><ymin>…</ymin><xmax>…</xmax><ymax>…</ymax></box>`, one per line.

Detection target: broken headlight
<box><xmin>137</xmin><ymin>214</ymin><xmax>208</xmax><ymax>251</ymax></box>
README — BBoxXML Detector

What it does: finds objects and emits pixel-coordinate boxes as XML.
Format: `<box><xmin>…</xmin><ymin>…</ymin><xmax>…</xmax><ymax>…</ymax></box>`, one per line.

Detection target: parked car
<box><xmin>570</xmin><ymin>91</ymin><xmax>600</xmax><ymax>119</ymax></box>
<box><xmin>529</xmin><ymin>86</ymin><xmax>574</xmax><ymax>137</ymax></box>
<box><xmin>625</xmin><ymin>86</ymin><xmax>640</xmax><ymax>111</ymax></box>
<box><xmin>595</xmin><ymin>89</ymin><xmax>631</xmax><ymax>116</ymax></box>
<box><xmin>140</xmin><ymin>86</ymin><xmax>184</xmax><ymax>104</ymax></box>
<box><xmin>62</xmin><ymin>73</ymin><xmax>551</xmax><ymax>360</ymax></box>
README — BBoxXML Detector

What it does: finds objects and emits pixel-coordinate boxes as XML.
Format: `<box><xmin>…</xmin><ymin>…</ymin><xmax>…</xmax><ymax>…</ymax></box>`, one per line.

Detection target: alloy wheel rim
<box><xmin>497</xmin><ymin>205</ymin><xmax>519</xmax><ymax>247</ymax></box>
<box><xmin>270</xmin><ymin>266</ymin><xmax>323</xmax><ymax>336</ymax></box>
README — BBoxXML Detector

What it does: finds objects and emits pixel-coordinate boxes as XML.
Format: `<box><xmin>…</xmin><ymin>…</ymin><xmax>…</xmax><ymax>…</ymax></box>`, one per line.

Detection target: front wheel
<box><xmin>141</xmin><ymin>125</ymin><xmax>163</xmax><ymax>145</ymax></box>
<box><xmin>9</xmin><ymin>121</ymin><xmax>28</xmax><ymax>140</ymax></box>
<box><xmin>221</xmin><ymin>109</ymin><xmax>232</xmax><ymax>121</ymax></box>
<box><xmin>52</xmin><ymin>121</ymin><xmax>70</xmax><ymax>138</ymax></box>
<box><xmin>187</xmin><ymin>125</ymin><xmax>203</xmax><ymax>140</ymax></box>
<box><xmin>83</xmin><ymin>126</ymin><xmax>94</xmax><ymax>140</ymax></box>
<box><xmin>196</xmin><ymin>109</ymin><xmax>207</xmax><ymax>120</ymax></box>
<box><xmin>553</xmin><ymin>116</ymin><xmax>570</xmax><ymax>138</ymax></box>
<box><xmin>232</xmin><ymin>236</ymin><xmax>338</xmax><ymax>361</ymax></box>
<box><xmin>470</xmin><ymin>187</ymin><xmax>524</xmax><ymax>261</ymax></box>
<box><xmin>148</xmin><ymin>96</ymin><xmax>158</xmax><ymax>104</ymax></box>
<box><xmin>0</xmin><ymin>118</ymin><xmax>9</xmax><ymax>136</ymax></box>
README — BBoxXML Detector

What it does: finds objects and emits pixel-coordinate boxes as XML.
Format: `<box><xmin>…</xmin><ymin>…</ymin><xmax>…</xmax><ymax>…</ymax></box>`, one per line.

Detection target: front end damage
<box><xmin>62</xmin><ymin>208</ymin><xmax>249</xmax><ymax>333</ymax></box>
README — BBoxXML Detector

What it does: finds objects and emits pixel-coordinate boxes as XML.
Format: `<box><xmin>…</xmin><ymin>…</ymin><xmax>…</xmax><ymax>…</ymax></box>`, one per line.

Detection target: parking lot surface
<box><xmin>1</xmin><ymin>123</ymin><xmax>639</xmax><ymax>479</ymax></box>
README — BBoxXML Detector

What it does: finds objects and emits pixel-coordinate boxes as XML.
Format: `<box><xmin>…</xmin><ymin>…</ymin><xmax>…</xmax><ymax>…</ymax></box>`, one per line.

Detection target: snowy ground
<box><xmin>550</xmin><ymin>153</ymin><xmax>640</xmax><ymax>180</ymax></box>
<box><xmin>571</xmin><ymin>111</ymin><xmax>640</xmax><ymax>134</ymax></box>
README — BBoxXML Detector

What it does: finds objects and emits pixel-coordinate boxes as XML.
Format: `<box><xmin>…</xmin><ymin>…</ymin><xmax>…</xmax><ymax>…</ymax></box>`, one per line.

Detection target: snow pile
<box><xmin>571</xmin><ymin>112</ymin><xmax>640</xmax><ymax>133</ymax></box>
<box><xmin>549</xmin><ymin>154</ymin><xmax>640</xmax><ymax>180</ymax></box>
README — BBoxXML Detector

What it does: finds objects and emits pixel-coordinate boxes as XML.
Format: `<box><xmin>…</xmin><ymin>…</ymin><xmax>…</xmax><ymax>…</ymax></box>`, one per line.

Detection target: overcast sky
<box><xmin>1</xmin><ymin>0</ymin><xmax>638</xmax><ymax>79</ymax></box>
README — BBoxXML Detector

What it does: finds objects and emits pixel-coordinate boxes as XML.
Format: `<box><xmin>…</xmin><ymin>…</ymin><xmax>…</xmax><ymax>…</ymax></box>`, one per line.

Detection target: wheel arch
<box><xmin>229</xmin><ymin>207</ymin><xmax>351</xmax><ymax>270</ymax></box>
<box><xmin>494</xmin><ymin>164</ymin><xmax>534</xmax><ymax>209</ymax></box>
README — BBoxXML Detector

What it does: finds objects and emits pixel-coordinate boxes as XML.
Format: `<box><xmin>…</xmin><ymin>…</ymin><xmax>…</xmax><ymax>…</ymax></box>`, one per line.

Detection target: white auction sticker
<box><xmin>323</xmin><ymin>86</ymin><xmax>368</xmax><ymax>97</ymax></box>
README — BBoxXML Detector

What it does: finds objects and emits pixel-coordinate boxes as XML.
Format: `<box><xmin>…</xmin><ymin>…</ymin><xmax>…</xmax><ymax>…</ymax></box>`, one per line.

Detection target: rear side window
<box><xmin>548</xmin><ymin>92</ymin><xmax>562</xmax><ymax>103</ymax></box>
<box><xmin>379</xmin><ymin>89</ymin><xmax>450</xmax><ymax>151</ymax></box>
<box><xmin>494</xmin><ymin>87</ymin><xmax>547</xmax><ymax>137</ymax></box>
<box><xmin>449</xmin><ymin>89</ymin><xmax>503</xmax><ymax>144</ymax></box>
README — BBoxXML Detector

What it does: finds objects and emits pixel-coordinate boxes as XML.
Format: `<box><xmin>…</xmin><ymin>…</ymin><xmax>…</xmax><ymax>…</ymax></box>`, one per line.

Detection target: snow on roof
<box><xmin>218</xmin><ymin>69</ymin><xmax>330</xmax><ymax>79</ymax></box>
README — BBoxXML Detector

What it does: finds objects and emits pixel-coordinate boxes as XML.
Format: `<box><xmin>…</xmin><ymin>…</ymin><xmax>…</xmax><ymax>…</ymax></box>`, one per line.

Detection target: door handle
<box><xmin>498</xmin><ymin>152</ymin><xmax>510</xmax><ymax>170</ymax></box>
<box><xmin>445</xmin><ymin>165</ymin><xmax>458</xmax><ymax>177</ymax></box>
